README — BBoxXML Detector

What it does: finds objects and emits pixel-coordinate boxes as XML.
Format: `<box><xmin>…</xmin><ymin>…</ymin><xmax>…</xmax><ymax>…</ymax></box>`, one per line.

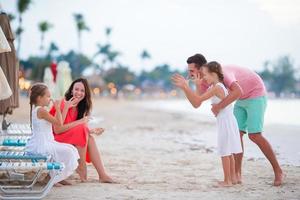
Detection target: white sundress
<box><xmin>26</xmin><ymin>106</ymin><xmax>79</xmax><ymax>183</ymax></box>
<box><xmin>210</xmin><ymin>83</ymin><xmax>243</xmax><ymax>157</ymax></box>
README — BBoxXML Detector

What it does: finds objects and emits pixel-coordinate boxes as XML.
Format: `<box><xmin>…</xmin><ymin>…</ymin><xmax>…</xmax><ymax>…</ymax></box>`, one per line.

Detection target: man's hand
<box><xmin>211</xmin><ymin>82</ymin><xmax>242</xmax><ymax>116</ymax></box>
<box><xmin>171</xmin><ymin>73</ymin><xmax>189</xmax><ymax>90</ymax></box>
<box><xmin>191</xmin><ymin>72</ymin><xmax>203</xmax><ymax>87</ymax></box>
<box><xmin>211</xmin><ymin>103</ymin><xmax>222</xmax><ymax>116</ymax></box>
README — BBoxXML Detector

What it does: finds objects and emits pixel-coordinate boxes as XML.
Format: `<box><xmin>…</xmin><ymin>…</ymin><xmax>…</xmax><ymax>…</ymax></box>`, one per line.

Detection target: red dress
<box><xmin>49</xmin><ymin>100</ymin><xmax>91</xmax><ymax>162</ymax></box>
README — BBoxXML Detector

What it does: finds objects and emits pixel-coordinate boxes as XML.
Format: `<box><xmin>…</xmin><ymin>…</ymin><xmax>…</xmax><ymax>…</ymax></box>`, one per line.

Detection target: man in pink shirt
<box><xmin>172</xmin><ymin>54</ymin><xmax>284</xmax><ymax>186</ymax></box>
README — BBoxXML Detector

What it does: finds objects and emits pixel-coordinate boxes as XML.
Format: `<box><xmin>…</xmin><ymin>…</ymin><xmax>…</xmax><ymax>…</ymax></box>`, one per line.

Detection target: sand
<box><xmin>4</xmin><ymin>97</ymin><xmax>300</xmax><ymax>200</ymax></box>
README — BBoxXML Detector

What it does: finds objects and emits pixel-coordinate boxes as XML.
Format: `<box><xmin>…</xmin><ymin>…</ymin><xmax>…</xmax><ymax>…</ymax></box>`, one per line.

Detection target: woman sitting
<box><xmin>49</xmin><ymin>78</ymin><xmax>114</xmax><ymax>183</ymax></box>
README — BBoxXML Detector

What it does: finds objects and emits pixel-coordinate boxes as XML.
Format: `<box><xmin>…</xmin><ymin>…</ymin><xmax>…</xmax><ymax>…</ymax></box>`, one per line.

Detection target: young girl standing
<box><xmin>172</xmin><ymin>61</ymin><xmax>242</xmax><ymax>187</ymax></box>
<box><xmin>26</xmin><ymin>83</ymin><xmax>86</xmax><ymax>186</ymax></box>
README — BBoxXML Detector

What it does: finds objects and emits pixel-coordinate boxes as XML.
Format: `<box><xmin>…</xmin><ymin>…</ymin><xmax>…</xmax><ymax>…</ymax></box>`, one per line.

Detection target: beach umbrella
<box><xmin>43</xmin><ymin>67</ymin><xmax>55</xmax><ymax>97</ymax></box>
<box><xmin>54</xmin><ymin>61</ymin><xmax>72</xmax><ymax>98</ymax></box>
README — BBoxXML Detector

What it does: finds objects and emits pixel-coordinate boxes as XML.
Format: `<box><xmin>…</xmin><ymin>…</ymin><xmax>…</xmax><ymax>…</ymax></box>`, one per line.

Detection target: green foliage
<box><xmin>7</xmin><ymin>13</ymin><xmax>16</xmax><ymax>21</ymax></box>
<box><xmin>259</xmin><ymin>56</ymin><xmax>298</xmax><ymax>97</ymax></box>
<box><xmin>16</xmin><ymin>0</ymin><xmax>32</xmax><ymax>55</ymax></box>
<box><xmin>104</xmin><ymin>65</ymin><xmax>137</xmax><ymax>88</ymax></box>
<box><xmin>73</xmin><ymin>14</ymin><xmax>89</xmax><ymax>31</ymax></box>
<box><xmin>15</xmin><ymin>27</ymin><xmax>23</xmax><ymax>36</ymax></box>
<box><xmin>73</xmin><ymin>13</ymin><xmax>89</xmax><ymax>52</ymax></box>
<box><xmin>94</xmin><ymin>43</ymin><xmax>121</xmax><ymax>68</ymax></box>
<box><xmin>20</xmin><ymin>50</ymin><xmax>92</xmax><ymax>80</ymax></box>
<box><xmin>140</xmin><ymin>50</ymin><xmax>151</xmax><ymax>60</ymax></box>
<box><xmin>46</xmin><ymin>42</ymin><xmax>59</xmax><ymax>58</ymax></box>
<box><xmin>38</xmin><ymin>21</ymin><xmax>53</xmax><ymax>32</ymax></box>
<box><xmin>38</xmin><ymin>21</ymin><xmax>53</xmax><ymax>50</ymax></box>
<box><xmin>17</xmin><ymin>0</ymin><xmax>31</xmax><ymax>13</ymax></box>
<box><xmin>105</xmin><ymin>27</ymin><xmax>112</xmax><ymax>37</ymax></box>
<box><xmin>21</xmin><ymin>56</ymin><xmax>51</xmax><ymax>81</ymax></box>
<box><xmin>139</xmin><ymin>64</ymin><xmax>180</xmax><ymax>89</ymax></box>
<box><xmin>57</xmin><ymin>51</ymin><xmax>92</xmax><ymax>79</ymax></box>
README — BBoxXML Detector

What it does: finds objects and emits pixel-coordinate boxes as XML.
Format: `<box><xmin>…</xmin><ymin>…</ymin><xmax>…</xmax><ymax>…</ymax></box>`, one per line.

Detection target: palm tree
<box><xmin>94</xmin><ymin>44</ymin><xmax>120</xmax><ymax>69</ymax></box>
<box><xmin>73</xmin><ymin>13</ymin><xmax>89</xmax><ymax>53</ymax></box>
<box><xmin>93</xmin><ymin>43</ymin><xmax>111</xmax><ymax>66</ymax></box>
<box><xmin>105</xmin><ymin>27</ymin><xmax>112</xmax><ymax>43</ymax></box>
<box><xmin>140</xmin><ymin>49</ymin><xmax>151</xmax><ymax>71</ymax></box>
<box><xmin>38</xmin><ymin>21</ymin><xmax>53</xmax><ymax>51</ymax></box>
<box><xmin>16</xmin><ymin>0</ymin><xmax>31</xmax><ymax>56</ymax></box>
<box><xmin>107</xmin><ymin>50</ymin><xmax>121</xmax><ymax>67</ymax></box>
<box><xmin>47</xmin><ymin>42</ymin><xmax>59</xmax><ymax>58</ymax></box>
<box><xmin>7</xmin><ymin>13</ymin><xmax>16</xmax><ymax>21</ymax></box>
<box><xmin>140</xmin><ymin>49</ymin><xmax>151</xmax><ymax>60</ymax></box>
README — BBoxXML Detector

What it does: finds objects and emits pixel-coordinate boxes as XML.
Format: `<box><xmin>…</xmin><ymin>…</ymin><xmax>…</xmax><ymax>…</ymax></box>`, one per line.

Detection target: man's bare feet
<box><xmin>236</xmin><ymin>173</ymin><xmax>242</xmax><ymax>184</ymax></box>
<box><xmin>274</xmin><ymin>172</ymin><xmax>286</xmax><ymax>186</ymax></box>
<box><xmin>231</xmin><ymin>174</ymin><xmax>238</xmax><ymax>185</ymax></box>
<box><xmin>59</xmin><ymin>180</ymin><xmax>72</xmax><ymax>185</ymax></box>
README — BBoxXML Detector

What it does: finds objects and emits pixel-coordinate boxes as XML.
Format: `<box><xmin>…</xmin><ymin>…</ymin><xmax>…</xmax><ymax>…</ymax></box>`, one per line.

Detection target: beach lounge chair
<box><xmin>0</xmin><ymin>150</ymin><xmax>51</xmax><ymax>188</ymax></box>
<box><xmin>0</xmin><ymin>151</ymin><xmax>49</xmax><ymax>162</ymax></box>
<box><xmin>0</xmin><ymin>161</ymin><xmax>64</xmax><ymax>200</ymax></box>
<box><xmin>0</xmin><ymin>137</ymin><xmax>29</xmax><ymax>147</ymax></box>
<box><xmin>1</xmin><ymin>123</ymin><xmax>32</xmax><ymax>136</ymax></box>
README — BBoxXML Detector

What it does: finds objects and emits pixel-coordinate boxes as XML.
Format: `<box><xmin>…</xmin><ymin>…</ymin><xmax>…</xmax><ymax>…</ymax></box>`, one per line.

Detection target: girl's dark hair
<box><xmin>186</xmin><ymin>54</ymin><xmax>207</xmax><ymax>69</ymax></box>
<box><xmin>203</xmin><ymin>61</ymin><xmax>224</xmax><ymax>82</ymax></box>
<box><xmin>65</xmin><ymin>78</ymin><xmax>92</xmax><ymax>120</ymax></box>
<box><xmin>29</xmin><ymin>83</ymin><xmax>48</xmax><ymax>126</ymax></box>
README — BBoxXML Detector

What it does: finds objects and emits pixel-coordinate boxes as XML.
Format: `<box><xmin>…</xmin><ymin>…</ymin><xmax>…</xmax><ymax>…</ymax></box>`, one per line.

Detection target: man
<box><xmin>172</xmin><ymin>53</ymin><xmax>284</xmax><ymax>186</ymax></box>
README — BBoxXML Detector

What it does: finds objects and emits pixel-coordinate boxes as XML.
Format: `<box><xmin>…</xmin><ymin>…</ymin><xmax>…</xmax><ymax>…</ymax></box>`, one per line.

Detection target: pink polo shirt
<box><xmin>200</xmin><ymin>65</ymin><xmax>266</xmax><ymax>100</ymax></box>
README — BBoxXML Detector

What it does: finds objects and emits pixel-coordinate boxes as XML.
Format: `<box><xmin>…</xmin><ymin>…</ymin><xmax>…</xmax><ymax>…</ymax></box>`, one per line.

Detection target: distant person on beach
<box><xmin>172</xmin><ymin>53</ymin><xmax>284</xmax><ymax>186</ymax></box>
<box><xmin>49</xmin><ymin>78</ymin><xmax>115</xmax><ymax>183</ymax></box>
<box><xmin>172</xmin><ymin>61</ymin><xmax>242</xmax><ymax>187</ymax></box>
<box><xmin>26</xmin><ymin>83</ymin><xmax>81</xmax><ymax>186</ymax></box>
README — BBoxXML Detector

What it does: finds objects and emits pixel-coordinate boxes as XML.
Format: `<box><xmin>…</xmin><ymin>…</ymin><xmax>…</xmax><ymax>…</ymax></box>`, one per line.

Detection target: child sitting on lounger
<box><xmin>26</xmin><ymin>83</ymin><xmax>87</xmax><ymax>186</ymax></box>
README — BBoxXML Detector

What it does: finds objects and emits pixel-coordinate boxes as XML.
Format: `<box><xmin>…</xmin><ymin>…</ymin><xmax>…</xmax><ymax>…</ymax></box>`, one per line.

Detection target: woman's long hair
<box><xmin>64</xmin><ymin>78</ymin><xmax>92</xmax><ymax>119</ymax></box>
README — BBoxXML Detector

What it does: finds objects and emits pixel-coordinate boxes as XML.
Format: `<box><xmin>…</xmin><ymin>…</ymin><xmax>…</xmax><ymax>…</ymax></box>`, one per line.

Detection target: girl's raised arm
<box><xmin>37</xmin><ymin>107</ymin><xmax>63</xmax><ymax>126</ymax></box>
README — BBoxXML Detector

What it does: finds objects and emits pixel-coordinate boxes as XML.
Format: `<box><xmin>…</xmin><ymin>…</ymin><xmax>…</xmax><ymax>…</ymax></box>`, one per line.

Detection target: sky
<box><xmin>1</xmin><ymin>0</ymin><xmax>300</xmax><ymax>73</ymax></box>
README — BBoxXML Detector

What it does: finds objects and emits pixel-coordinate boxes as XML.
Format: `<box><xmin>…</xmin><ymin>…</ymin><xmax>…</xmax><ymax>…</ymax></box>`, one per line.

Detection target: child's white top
<box><xmin>210</xmin><ymin>82</ymin><xmax>228</xmax><ymax>104</ymax></box>
<box><xmin>26</xmin><ymin>106</ymin><xmax>55</xmax><ymax>153</ymax></box>
<box><xmin>210</xmin><ymin>82</ymin><xmax>232</xmax><ymax>117</ymax></box>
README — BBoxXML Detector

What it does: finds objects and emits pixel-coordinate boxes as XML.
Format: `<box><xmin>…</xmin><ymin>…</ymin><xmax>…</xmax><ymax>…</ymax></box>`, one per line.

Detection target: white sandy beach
<box><xmin>5</xmin><ymin>97</ymin><xmax>300</xmax><ymax>200</ymax></box>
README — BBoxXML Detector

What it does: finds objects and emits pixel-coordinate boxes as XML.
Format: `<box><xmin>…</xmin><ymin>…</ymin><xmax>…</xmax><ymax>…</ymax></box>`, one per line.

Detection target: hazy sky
<box><xmin>1</xmin><ymin>0</ymin><xmax>300</xmax><ymax>73</ymax></box>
